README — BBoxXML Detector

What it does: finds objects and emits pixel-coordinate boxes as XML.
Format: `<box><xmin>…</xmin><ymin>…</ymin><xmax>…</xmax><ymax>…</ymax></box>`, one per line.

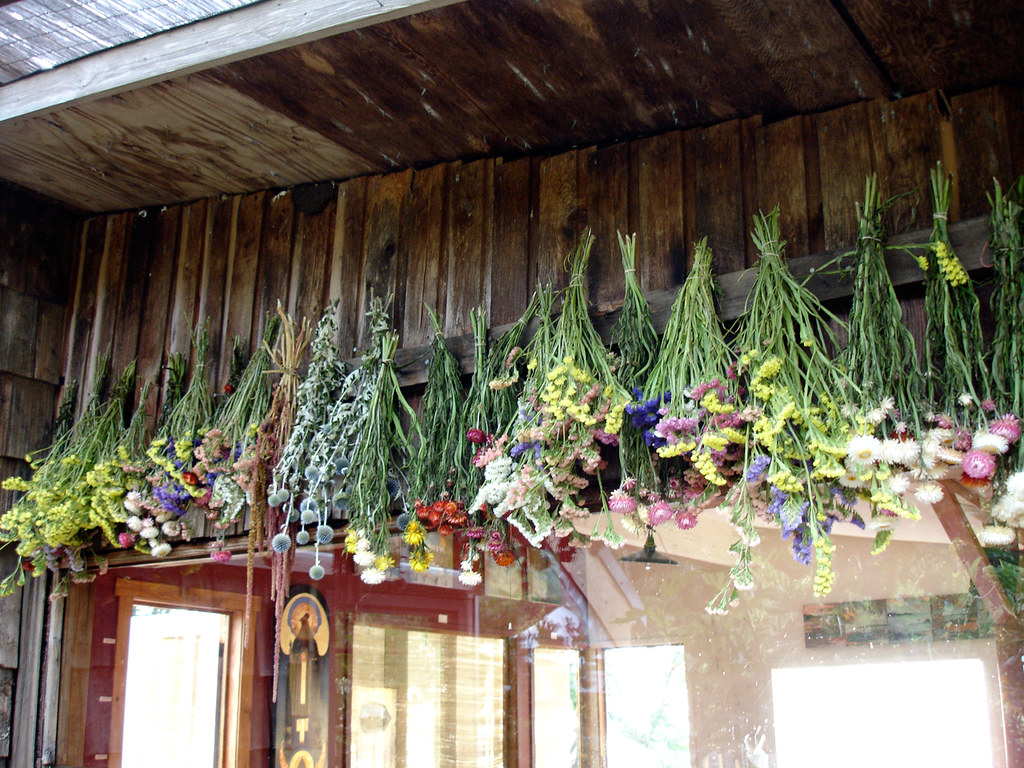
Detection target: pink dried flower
<box><xmin>981</xmin><ymin>399</ymin><xmax>997</xmax><ymax>413</ymax></box>
<box><xmin>647</xmin><ymin>501</ymin><xmax>675</xmax><ymax>527</ymax></box>
<box><xmin>675</xmin><ymin>508</ymin><xmax>699</xmax><ymax>530</ymax></box>
<box><xmin>989</xmin><ymin>415</ymin><xmax>1021</xmax><ymax>444</ymax></box>
<box><xmin>117</xmin><ymin>532</ymin><xmax>136</xmax><ymax>548</ymax></box>
<box><xmin>962</xmin><ymin>450</ymin><xmax>997</xmax><ymax>480</ymax></box>
<box><xmin>210</xmin><ymin>550</ymin><xmax>232</xmax><ymax>563</ymax></box>
<box><xmin>953</xmin><ymin>429</ymin><xmax>972</xmax><ymax>452</ymax></box>
<box><xmin>608</xmin><ymin>489</ymin><xmax>637</xmax><ymax>514</ymax></box>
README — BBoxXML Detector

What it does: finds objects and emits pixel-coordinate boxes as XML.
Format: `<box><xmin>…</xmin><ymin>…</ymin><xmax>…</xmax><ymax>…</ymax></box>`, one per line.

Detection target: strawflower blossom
<box><xmin>914</xmin><ymin>483</ymin><xmax>944</xmax><ymax>504</ymax></box>
<box><xmin>988</xmin><ymin>415</ymin><xmax>1021</xmax><ymax>444</ymax></box>
<box><xmin>360</xmin><ymin>567</ymin><xmax>386</xmax><ymax>585</ymax></box>
<box><xmin>962</xmin><ymin>451</ymin><xmax>997</xmax><ymax>480</ymax></box>
<box><xmin>972</xmin><ymin>431</ymin><xmax>1009</xmax><ymax>455</ymax></box>
<box><xmin>846</xmin><ymin>434</ymin><xmax>883</xmax><ymax>464</ymax></box>
<box><xmin>150</xmin><ymin>542</ymin><xmax>172</xmax><ymax>557</ymax></box>
<box><xmin>977</xmin><ymin>525</ymin><xmax>1015</xmax><ymax>547</ymax></box>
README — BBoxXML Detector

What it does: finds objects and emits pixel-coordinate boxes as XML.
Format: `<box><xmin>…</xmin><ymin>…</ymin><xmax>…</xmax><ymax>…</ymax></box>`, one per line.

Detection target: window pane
<box><xmin>532</xmin><ymin>647</ymin><xmax>580</xmax><ymax>768</ymax></box>
<box><xmin>121</xmin><ymin>605</ymin><xmax>228</xmax><ymax>768</ymax></box>
<box><xmin>772</xmin><ymin>659</ymin><xmax>994</xmax><ymax>768</ymax></box>
<box><xmin>349</xmin><ymin>622</ymin><xmax>504</xmax><ymax>768</ymax></box>
<box><xmin>604</xmin><ymin>644</ymin><xmax>689</xmax><ymax>767</ymax></box>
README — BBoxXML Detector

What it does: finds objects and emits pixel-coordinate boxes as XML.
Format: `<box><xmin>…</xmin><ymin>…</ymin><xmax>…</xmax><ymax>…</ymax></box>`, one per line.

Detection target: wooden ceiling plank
<box><xmin>0</xmin><ymin>75</ymin><xmax>372</xmax><ymax>211</ymax></box>
<box><xmin>0</xmin><ymin>0</ymin><xmax>470</xmax><ymax>124</ymax></box>
<box><xmin>839</xmin><ymin>0</ymin><xmax>1024</xmax><ymax>96</ymax></box>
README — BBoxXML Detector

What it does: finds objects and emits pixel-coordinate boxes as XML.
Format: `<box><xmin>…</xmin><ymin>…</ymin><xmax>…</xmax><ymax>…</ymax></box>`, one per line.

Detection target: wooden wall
<box><xmin>0</xmin><ymin>183</ymin><xmax>77</xmax><ymax>768</ymax></box>
<box><xmin>0</xmin><ymin>83</ymin><xmax>1021</xmax><ymax>768</ymax></box>
<box><xmin>56</xmin><ymin>86</ymin><xmax>1024</xmax><ymax>428</ymax></box>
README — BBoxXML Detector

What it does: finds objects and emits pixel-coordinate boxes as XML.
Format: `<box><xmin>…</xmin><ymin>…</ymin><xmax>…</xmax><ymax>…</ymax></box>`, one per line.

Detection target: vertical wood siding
<box><xmin>48</xmin><ymin>86</ymin><xmax>1024</xmax><ymax>431</ymax></box>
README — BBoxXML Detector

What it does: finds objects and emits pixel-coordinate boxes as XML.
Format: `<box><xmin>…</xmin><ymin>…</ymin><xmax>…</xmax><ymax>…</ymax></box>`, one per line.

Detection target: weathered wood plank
<box><xmin>755</xmin><ymin>115</ymin><xmax>812</xmax><ymax>258</ymax></box>
<box><xmin>0</xmin><ymin>0</ymin><xmax>467</xmax><ymax>124</ymax></box>
<box><xmin>253</xmin><ymin>191</ymin><xmax>294</xmax><ymax>341</ymax></box>
<box><xmin>358</xmin><ymin>170</ymin><xmax>411</xmax><ymax>346</ymax></box>
<box><xmin>739</xmin><ymin>116</ymin><xmax>762</xmax><ymax>267</ymax></box>
<box><xmin>634</xmin><ymin>131</ymin><xmax>686</xmax><ymax>290</ymax></box>
<box><xmin>135</xmin><ymin>206</ymin><xmax>181</xmax><ymax>424</ymax></box>
<box><xmin>490</xmin><ymin>157</ymin><xmax>532</xmax><ymax>325</ymax></box>
<box><xmin>167</xmin><ymin>200</ymin><xmax>208</xmax><ymax>362</ymax></box>
<box><xmin>10</xmin><ymin>568</ymin><xmax>45</xmax><ymax>768</ymax></box>
<box><xmin>0</xmin><ymin>286</ymin><xmax>38</xmax><ymax>378</ymax></box>
<box><xmin>532</xmin><ymin>151</ymin><xmax>582</xmax><ymax>293</ymax></box>
<box><xmin>950</xmin><ymin>86</ymin><xmax>1020</xmax><ymax>219</ymax></box>
<box><xmin>199</xmin><ymin>195</ymin><xmax>238</xmax><ymax>394</ymax></box>
<box><xmin>292</xmin><ymin>191</ymin><xmax>337</xmax><ymax>331</ymax></box>
<box><xmin>401</xmin><ymin>163</ymin><xmax>447</xmax><ymax>346</ymax></box>
<box><xmin>690</xmin><ymin>121</ymin><xmax>746</xmax><ymax>274</ymax></box>
<box><xmin>222</xmin><ymin>192</ymin><xmax>263</xmax><ymax>360</ymax></box>
<box><xmin>0</xmin><ymin>375</ymin><xmax>57</xmax><ymax>459</ymax></box>
<box><xmin>0</xmin><ymin>186</ymin><xmax>75</xmax><ymax>305</ymax></box>
<box><xmin>816</xmin><ymin>101</ymin><xmax>877</xmax><ymax>250</ymax></box>
<box><xmin>392</xmin><ymin>215</ymin><xmax>990</xmax><ymax>387</ymax></box>
<box><xmin>873</xmin><ymin>91</ymin><xmax>944</xmax><ymax>233</ymax></box>
<box><xmin>0</xmin><ymin>540</ymin><xmax>20</xmax><ymax>668</ymax></box>
<box><xmin>841</xmin><ymin>0</ymin><xmax>1024</xmax><ymax>96</ymax></box>
<box><xmin>586</xmin><ymin>142</ymin><xmax>630</xmax><ymax>312</ymax></box>
<box><xmin>40</xmin><ymin>592</ymin><xmax>65</xmax><ymax>765</ymax></box>
<box><xmin>0</xmin><ymin>666</ymin><xmax>11</xmax><ymax>758</ymax></box>
<box><xmin>328</xmin><ymin>177</ymin><xmax>367</xmax><ymax>356</ymax></box>
<box><xmin>62</xmin><ymin>220</ymin><xmax>99</xmax><ymax>411</ymax></box>
<box><xmin>444</xmin><ymin>159</ymin><xmax>492</xmax><ymax>337</ymax></box>
<box><xmin>33</xmin><ymin>298</ymin><xmax>66</xmax><ymax>386</ymax></box>
<box><xmin>110</xmin><ymin>211</ymin><xmax>153</xmax><ymax>382</ymax></box>
<box><xmin>0</xmin><ymin>75</ymin><xmax>374</xmax><ymax>213</ymax></box>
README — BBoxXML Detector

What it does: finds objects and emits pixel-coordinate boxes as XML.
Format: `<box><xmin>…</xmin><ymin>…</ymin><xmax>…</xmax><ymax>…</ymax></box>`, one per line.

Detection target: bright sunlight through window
<box><xmin>772</xmin><ymin>658</ymin><xmax>994</xmax><ymax>768</ymax></box>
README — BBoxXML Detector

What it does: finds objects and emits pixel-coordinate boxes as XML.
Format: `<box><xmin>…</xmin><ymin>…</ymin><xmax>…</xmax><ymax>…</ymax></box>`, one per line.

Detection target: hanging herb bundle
<box><xmin>469</xmin><ymin>285</ymin><xmax>559</xmax><ymax>548</ymax></box>
<box><xmin>157</xmin><ymin>352</ymin><xmax>187</xmax><ymax>429</ymax></box>
<box><xmin>624</xmin><ymin>238</ymin><xmax>737</xmax><ymax>522</ymax></box>
<box><xmin>610</xmin><ymin>233</ymin><xmax>659</xmax><ymax>491</ymax></box>
<box><xmin>985</xmin><ymin>178</ymin><xmax>1024</xmax><ymax>540</ymax></box>
<box><xmin>409</xmin><ymin>308</ymin><xmax>465</xmax><ymax>505</ymax></box>
<box><xmin>709</xmin><ymin>209</ymin><xmax>876</xmax><ymax>614</ymax></box>
<box><xmin>1</xmin><ymin>359</ymin><xmax>134</xmax><ymax>585</ymax></box>
<box><xmin>988</xmin><ymin>178</ymin><xmax>1024</xmax><ymax>431</ymax></box>
<box><xmin>842</xmin><ymin>174</ymin><xmax>924</xmax><ymax>430</ymax></box>
<box><xmin>216</xmin><ymin>316</ymin><xmax>280</xmax><ymax>454</ymax></box>
<box><xmin>345</xmin><ymin>321</ymin><xmax>422</xmax><ymax>584</ymax></box>
<box><xmin>160</xmin><ymin>322</ymin><xmax>215</xmax><ymax>439</ymax></box>
<box><xmin>923</xmin><ymin>162</ymin><xmax>990</xmax><ymax>411</ymax></box>
<box><xmin>237</xmin><ymin>307</ymin><xmax>309</xmax><ymax>647</ymax></box>
<box><xmin>298</xmin><ymin>298</ymin><xmax>392</xmax><ymax>531</ymax></box>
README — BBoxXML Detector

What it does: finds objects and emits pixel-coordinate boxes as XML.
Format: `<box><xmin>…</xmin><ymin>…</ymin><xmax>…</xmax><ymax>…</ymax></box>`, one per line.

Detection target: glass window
<box><xmin>121</xmin><ymin>605</ymin><xmax>229</xmax><ymax>767</ymax></box>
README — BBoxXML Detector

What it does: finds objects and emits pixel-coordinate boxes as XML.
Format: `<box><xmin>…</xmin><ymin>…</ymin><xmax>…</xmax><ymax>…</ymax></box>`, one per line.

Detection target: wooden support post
<box><xmin>934</xmin><ymin>482</ymin><xmax>1024</xmax><ymax>767</ymax></box>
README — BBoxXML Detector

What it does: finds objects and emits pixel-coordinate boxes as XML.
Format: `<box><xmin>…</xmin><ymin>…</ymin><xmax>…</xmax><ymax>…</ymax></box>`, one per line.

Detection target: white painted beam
<box><xmin>0</xmin><ymin>0</ymin><xmax>466</xmax><ymax>125</ymax></box>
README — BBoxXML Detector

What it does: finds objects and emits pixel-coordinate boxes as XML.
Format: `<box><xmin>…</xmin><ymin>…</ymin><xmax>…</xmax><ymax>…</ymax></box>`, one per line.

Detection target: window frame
<box><xmin>107</xmin><ymin>578</ymin><xmax>258</xmax><ymax>768</ymax></box>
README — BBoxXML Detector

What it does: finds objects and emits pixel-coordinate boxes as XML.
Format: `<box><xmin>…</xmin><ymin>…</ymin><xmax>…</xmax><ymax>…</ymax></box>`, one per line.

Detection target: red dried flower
<box><xmin>466</xmin><ymin>428</ymin><xmax>486</xmax><ymax>444</ymax></box>
<box><xmin>492</xmin><ymin>550</ymin><xmax>515</xmax><ymax>567</ymax></box>
<box><xmin>181</xmin><ymin>471</ymin><xmax>200</xmax><ymax>486</ymax></box>
<box><xmin>224</xmin><ymin>383</ymin><xmax>234</xmax><ymax>394</ymax></box>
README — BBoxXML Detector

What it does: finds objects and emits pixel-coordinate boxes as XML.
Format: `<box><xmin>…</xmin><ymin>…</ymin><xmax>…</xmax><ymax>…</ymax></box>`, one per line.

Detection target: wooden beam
<box><xmin>389</xmin><ymin>214</ymin><xmax>990</xmax><ymax>386</ymax></box>
<box><xmin>0</xmin><ymin>0</ymin><xmax>467</xmax><ymax>125</ymax></box>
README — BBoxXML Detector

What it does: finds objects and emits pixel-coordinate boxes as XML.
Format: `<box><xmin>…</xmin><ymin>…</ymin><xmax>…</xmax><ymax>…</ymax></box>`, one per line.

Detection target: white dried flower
<box><xmin>977</xmin><ymin>525</ymin><xmax>1016</xmax><ymax>547</ymax></box>
<box><xmin>353</xmin><ymin>549</ymin><xmax>376</xmax><ymax>568</ymax></box>
<box><xmin>458</xmin><ymin>569</ymin><xmax>482</xmax><ymax>586</ymax></box>
<box><xmin>914</xmin><ymin>483</ymin><xmax>944</xmax><ymax>505</ymax></box>
<box><xmin>1004</xmin><ymin>471</ymin><xmax>1024</xmax><ymax>499</ymax></box>
<box><xmin>972</xmin><ymin>431</ymin><xmax>1008</xmax><ymax>455</ymax></box>
<box><xmin>126</xmin><ymin>515</ymin><xmax>143</xmax><ymax>532</ymax></box>
<box><xmin>360</xmin><ymin>567</ymin><xmax>386</xmax><ymax>585</ymax></box>
<box><xmin>846</xmin><ymin>434</ymin><xmax>883</xmax><ymax>464</ymax></box>
<box><xmin>887</xmin><ymin>473</ymin><xmax>911</xmax><ymax>495</ymax></box>
<box><xmin>150</xmin><ymin>542</ymin><xmax>172</xmax><ymax>557</ymax></box>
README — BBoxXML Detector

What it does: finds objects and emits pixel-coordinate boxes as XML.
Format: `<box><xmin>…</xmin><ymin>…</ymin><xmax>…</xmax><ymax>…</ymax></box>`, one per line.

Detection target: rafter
<box><xmin>0</xmin><ymin>0</ymin><xmax>466</xmax><ymax>125</ymax></box>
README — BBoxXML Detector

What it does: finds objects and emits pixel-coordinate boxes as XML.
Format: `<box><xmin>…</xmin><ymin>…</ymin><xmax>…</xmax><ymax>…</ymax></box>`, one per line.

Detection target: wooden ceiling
<box><xmin>0</xmin><ymin>0</ymin><xmax>1021</xmax><ymax>213</ymax></box>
